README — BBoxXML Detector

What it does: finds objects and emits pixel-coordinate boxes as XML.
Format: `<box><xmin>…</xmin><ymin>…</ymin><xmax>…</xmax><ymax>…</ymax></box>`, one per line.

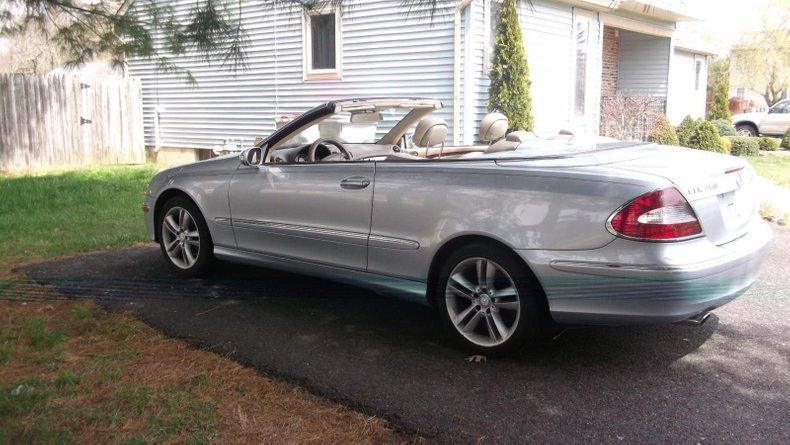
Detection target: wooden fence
<box><xmin>0</xmin><ymin>73</ymin><xmax>145</xmax><ymax>171</ymax></box>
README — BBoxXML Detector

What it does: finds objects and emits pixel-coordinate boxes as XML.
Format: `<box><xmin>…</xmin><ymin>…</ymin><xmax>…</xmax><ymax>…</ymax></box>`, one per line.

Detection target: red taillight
<box><xmin>607</xmin><ymin>187</ymin><xmax>702</xmax><ymax>241</ymax></box>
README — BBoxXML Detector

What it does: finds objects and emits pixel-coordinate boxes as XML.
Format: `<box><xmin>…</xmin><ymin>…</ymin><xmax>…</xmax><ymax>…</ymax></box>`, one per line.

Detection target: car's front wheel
<box><xmin>435</xmin><ymin>243</ymin><xmax>550</xmax><ymax>356</ymax></box>
<box><xmin>735</xmin><ymin>123</ymin><xmax>757</xmax><ymax>137</ymax></box>
<box><xmin>157</xmin><ymin>196</ymin><xmax>213</xmax><ymax>277</ymax></box>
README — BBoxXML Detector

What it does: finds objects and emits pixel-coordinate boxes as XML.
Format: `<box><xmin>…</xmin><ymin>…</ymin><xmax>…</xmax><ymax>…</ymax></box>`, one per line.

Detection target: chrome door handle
<box><xmin>340</xmin><ymin>176</ymin><xmax>371</xmax><ymax>190</ymax></box>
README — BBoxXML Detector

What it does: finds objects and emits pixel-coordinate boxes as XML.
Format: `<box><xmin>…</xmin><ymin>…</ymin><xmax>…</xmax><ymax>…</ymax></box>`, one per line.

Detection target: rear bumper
<box><xmin>518</xmin><ymin>218</ymin><xmax>773</xmax><ymax>325</ymax></box>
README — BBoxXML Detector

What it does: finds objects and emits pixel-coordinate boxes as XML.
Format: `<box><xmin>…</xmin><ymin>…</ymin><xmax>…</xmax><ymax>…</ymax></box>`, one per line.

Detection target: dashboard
<box><xmin>270</xmin><ymin>143</ymin><xmax>405</xmax><ymax>164</ymax></box>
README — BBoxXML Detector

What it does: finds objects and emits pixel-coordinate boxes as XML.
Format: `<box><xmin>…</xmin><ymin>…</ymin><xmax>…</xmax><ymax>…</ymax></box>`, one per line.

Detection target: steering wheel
<box><xmin>307</xmin><ymin>138</ymin><xmax>352</xmax><ymax>162</ymax></box>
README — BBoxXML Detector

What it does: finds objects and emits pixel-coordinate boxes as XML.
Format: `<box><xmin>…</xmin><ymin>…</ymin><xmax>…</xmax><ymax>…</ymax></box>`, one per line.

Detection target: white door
<box><xmin>668</xmin><ymin>50</ymin><xmax>707</xmax><ymax>125</ymax></box>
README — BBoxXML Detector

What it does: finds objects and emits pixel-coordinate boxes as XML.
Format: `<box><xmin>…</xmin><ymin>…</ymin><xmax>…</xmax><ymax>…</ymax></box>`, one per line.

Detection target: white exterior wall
<box><xmin>463</xmin><ymin>0</ymin><xmax>580</xmax><ymax>138</ymax></box>
<box><xmin>666</xmin><ymin>49</ymin><xmax>708</xmax><ymax>125</ymax></box>
<box><xmin>520</xmin><ymin>0</ymin><xmax>577</xmax><ymax>136</ymax></box>
<box><xmin>129</xmin><ymin>0</ymin><xmax>688</xmax><ymax>149</ymax></box>
<box><xmin>129</xmin><ymin>0</ymin><xmax>457</xmax><ymax>150</ymax></box>
<box><xmin>467</xmin><ymin>0</ymin><xmax>593</xmax><ymax>139</ymax></box>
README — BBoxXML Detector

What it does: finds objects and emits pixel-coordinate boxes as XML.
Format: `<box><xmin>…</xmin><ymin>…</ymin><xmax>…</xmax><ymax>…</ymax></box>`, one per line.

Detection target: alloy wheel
<box><xmin>161</xmin><ymin>206</ymin><xmax>200</xmax><ymax>269</ymax></box>
<box><xmin>445</xmin><ymin>257</ymin><xmax>521</xmax><ymax>347</ymax></box>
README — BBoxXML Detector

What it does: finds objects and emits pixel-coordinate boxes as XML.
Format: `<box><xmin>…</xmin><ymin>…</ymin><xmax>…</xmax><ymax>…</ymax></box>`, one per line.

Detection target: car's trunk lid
<box><xmin>603</xmin><ymin>145</ymin><xmax>755</xmax><ymax>245</ymax></box>
<box><xmin>496</xmin><ymin>143</ymin><xmax>756</xmax><ymax>245</ymax></box>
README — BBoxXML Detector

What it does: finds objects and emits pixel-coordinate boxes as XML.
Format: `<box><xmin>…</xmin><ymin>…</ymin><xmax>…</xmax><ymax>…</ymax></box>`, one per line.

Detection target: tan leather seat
<box><xmin>505</xmin><ymin>131</ymin><xmax>537</xmax><ymax>143</ymax></box>
<box><xmin>479</xmin><ymin>112</ymin><xmax>508</xmax><ymax>142</ymax></box>
<box><xmin>412</xmin><ymin>116</ymin><xmax>448</xmax><ymax>148</ymax></box>
<box><xmin>477</xmin><ymin>112</ymin><xmax>519</xmax><ymax>153</ymax></box>
<box><xmin>487</xmin><ymin>139</ymin><xmax>519</xmax><ymax>153</ymax></box>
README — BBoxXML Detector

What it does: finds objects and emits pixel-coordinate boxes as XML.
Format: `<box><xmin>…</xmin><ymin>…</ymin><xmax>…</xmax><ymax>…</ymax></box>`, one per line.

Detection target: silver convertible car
<box><xmin>143</xmin><ymin>97</ymin><xmax>772</xmax><ymax>355</ymax></box>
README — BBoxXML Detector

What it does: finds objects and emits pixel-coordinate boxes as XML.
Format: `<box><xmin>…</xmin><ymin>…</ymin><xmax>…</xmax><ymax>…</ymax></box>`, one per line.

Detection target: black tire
<box><xmin>157</xmin><ymin>195</ymin><xmax>214</xmax><ymax>277</ymax></box>
<box><xmin>434</xmin><ymin>242</ymin><xmax>550</xmax><ymax>357</ymax></box>
<box><xmin>735</xmin><ymin>124</ymin><xmax>757</xmax><ymax>137</ymax></box>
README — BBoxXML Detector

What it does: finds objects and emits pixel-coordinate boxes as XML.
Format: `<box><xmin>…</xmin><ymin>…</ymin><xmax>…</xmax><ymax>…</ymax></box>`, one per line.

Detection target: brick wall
<box><xmin>601</xmin><ymin>25</ymin><xmax>619</xmax><ymax>100</ymax></box>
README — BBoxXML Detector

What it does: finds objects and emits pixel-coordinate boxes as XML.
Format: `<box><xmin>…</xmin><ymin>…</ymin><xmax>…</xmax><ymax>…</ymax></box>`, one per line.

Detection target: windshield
<box><xmin>279</xmin><ymin>108</ymin><xmax>410</xmax><ymax>148</ymax></box>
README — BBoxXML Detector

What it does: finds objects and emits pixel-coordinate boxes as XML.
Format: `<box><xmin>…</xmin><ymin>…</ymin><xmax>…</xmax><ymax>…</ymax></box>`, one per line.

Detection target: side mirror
<box><xmin>239</xmin><ymin>147</ymin><xmax>262</xmax><ymax>166</ymax></box>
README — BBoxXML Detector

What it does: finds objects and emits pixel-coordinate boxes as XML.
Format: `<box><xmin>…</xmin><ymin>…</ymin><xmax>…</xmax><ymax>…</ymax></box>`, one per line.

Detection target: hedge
<box><xmin>759</xmin><ymin>137</ymin><xmax>780</xmax><ymax>151</ymax></box>
<box><xmin>676</xmin><ymin>116</ymin><xmax>697</xmax><ymax>147</ymax></box>
<box><xmin>648</xmin><ymin>115</ymin><xmax>679</xmax><ymax>145</ymax></box>
<box><xmin>711</xmin><ymin>119</ymin><xmax>737</xmax><ymax>137</ymax></box>
<box><xmin>781</xmin><ymin>129</ymin><xmax>790</xmax><ymax>149</ymax></box>
<box><xmin>720</xmin><ymin>136</ymin><xmax>732</xmax><ymax>154</ymax></box>
<box><xmin>688</xmin><ymin>120</ymin><xmax>724</xmax><ymax>152</ymax></box>
<box><xmin>726</xmin><ymin>136</ymin><xmax>760</xmax><ymax>156</ymax></box>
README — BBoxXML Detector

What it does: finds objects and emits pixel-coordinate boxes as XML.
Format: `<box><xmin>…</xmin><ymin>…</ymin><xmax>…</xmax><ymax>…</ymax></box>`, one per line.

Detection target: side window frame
<box><xmin>770</xmin><ymin>101</ymin><xmax>790</xmax><ymax>114</ymax></box>
<box><xmin>303</xmin><ymin>5</ymin><xmax>342</xmax><ymax>81</ymax></box>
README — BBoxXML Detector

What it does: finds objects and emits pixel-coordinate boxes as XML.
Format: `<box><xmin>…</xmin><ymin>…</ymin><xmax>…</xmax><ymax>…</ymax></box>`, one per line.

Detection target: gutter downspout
<box><xmin>453</xmin><ymin>0</ymin><xmax>473</xmax><ymax>146</ymax></box>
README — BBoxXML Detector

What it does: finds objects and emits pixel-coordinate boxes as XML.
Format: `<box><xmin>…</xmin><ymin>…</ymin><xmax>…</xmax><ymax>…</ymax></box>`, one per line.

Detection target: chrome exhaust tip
<box><xmin>681</xmin><ymin>311</ymin><xmax>712</xmax><ymax>326</ymax></box>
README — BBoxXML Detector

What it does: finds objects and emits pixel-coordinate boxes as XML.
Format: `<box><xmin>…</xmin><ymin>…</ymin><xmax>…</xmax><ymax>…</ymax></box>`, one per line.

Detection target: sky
<box><xmin>678</xmin><ymin>0</ymin><xmax>785</xmax><ymax>54</ymax></box>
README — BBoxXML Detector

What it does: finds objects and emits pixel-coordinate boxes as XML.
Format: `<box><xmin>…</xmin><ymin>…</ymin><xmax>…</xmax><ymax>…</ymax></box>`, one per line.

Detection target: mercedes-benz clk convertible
<box><xmin>143</xmin><ymin>97</ymin><xmax>772</xmax><ymax>355</ymax></box>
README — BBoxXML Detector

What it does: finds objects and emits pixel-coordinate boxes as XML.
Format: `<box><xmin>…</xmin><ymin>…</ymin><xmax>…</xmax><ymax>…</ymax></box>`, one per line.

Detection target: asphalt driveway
<box><xmin>22</xmin><ymin>229</ymin><xmax>790</xmax><ymax>443</ymax></box>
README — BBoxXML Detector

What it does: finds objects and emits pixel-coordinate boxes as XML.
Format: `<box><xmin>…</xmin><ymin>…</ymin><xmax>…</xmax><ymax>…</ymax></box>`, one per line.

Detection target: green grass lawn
<box><xmin>0</xmin><ymin>165</ymin><xmax>405</xmax><ymax>445</ymax></box>
<box><xmin>0</xmin><ymin>165</ymin><xmax>159</xmax><ymax>266</ymax></box>
<box><xmin>747</xmin><ymin>151</ymin><xmax>790</xmax><ymax>187</ymax></box>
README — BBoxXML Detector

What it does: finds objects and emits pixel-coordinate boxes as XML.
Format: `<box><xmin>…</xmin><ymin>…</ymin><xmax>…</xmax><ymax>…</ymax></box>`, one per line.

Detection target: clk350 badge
<box><xmin>686</xmin><ymin>182</ymin><xmax>719</xmax><ymax>196</ymax></box>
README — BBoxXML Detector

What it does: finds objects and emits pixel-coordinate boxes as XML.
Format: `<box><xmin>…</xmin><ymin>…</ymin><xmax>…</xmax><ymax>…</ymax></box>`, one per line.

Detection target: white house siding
<box><xmin>129</xmin><ymin>1</ymin><xmax>458</xmax><ymax>150</ymax></box>
<box><xmin>517</xmin><ymin>0</ymin><xmax>576</xmax><ymax>136</ymax></box>
<box><xmin>129</xmin><ymin>0</ymin><xmax>687</xmax><ymax>149</ymax></box>
<box><xmin>459</xmin><ymin>0</ymin><xmax>487</xmax><ymax>144</ymax></box>
<box><xmin>511</xmin><ymin>1</ymin><xmax>575</xmax><ymax>136</ymax></box>
<box><xmin>617</xmin><ymin>29</ymin><xmax>671</xmax><ymax>106</ymax></box>
<box><xmin>666</xmin><ymin>49</ymin><xmax>708</xmax><ymax>125</ymax></box>
<box><xmin>459</xmin><ymin>0</ymin><xmax>610</xmax><ymax>141</ymax></box>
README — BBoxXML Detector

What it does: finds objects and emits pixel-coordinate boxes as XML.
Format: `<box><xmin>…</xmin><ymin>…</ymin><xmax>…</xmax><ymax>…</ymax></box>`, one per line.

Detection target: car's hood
<box><xmin>147</xmin><ymin>153</ymin><xmax>240</xmax><ymax>192</ymax></box>
<box><xmin>176</xmin><ymin>153</ymin><xmax>240</xmax><ymax>173</ymax></box>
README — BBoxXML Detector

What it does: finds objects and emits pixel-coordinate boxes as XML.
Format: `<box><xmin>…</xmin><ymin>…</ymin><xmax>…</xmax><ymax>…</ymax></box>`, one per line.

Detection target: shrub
<box><xmin>676</xmin><ymin>115</ymin><xmax>697</xmax><ymax>147</ymax></box>
<box><xmin>600</xmin><ymin>93</ymin><xmax>661</xmax><ymax>141</ymax></box>
<box><xmin>710</xmin><ymin>119</ymin><xmax>737</xmax><ymax>137</ymax></box>
<box><xmin>488</xmin><ymin>0</ymin><xmax>533</xmax><ymax>131</ymax></box>
<box><xmin>647</xmin><ymin>115</ymin><xmax>679</xmax><ymax>145</ymax></box>
<box><xmin>686</xmin><ymin>120</ymin><xmax>723</xmax><ymax>152</ymax></box>
<box><xmin>759</xmin><ymin>137</ymin><xmax>780</xmax><ymax>151</ymax></box>
<box><xmin>727</xmin><ymin>136</ymin><xmax>760</xmax><ymax>156</ymax></box>
<box><xmin>720</xmin><ymin>136</ymin><xmax>732</xmax><ymax>154</ymax></box>
<box><xmin>708</xmin><ymin>80</ymin><xmax>731</xmax><ymax>122</ymax></box>
<box><xmin>781</xmin><ymin>129</ymin><xmax>790</xmax><ymax>149</ymax></box>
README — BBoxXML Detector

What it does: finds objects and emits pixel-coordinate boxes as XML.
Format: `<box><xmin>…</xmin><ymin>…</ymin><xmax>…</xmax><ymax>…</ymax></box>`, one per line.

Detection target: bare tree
<box><xmin>0</xmin><ymin>1</ymin><xmax>444</xmax><ymax>82</ymax></box>
<box><xmin>600</xmin><ymin>93</ymin><xmax>663</xmax><ymax>141</ymax></box>
<box><xmin>730</xmin><ymin>0</ymin><xmax>790</xmax><ymax>107</ymax></box>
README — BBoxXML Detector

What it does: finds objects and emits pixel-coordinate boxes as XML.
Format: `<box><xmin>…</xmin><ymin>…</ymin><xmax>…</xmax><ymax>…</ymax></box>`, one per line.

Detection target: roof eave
<box><xmin>563</xmin><ymin>0</ymin><xmax>700</xmax><ymax>22</ymax></box>
<box><xmin>617</xmin><ymin>1</ymin><xmax>701</xmax><ymax>22</ymax></box>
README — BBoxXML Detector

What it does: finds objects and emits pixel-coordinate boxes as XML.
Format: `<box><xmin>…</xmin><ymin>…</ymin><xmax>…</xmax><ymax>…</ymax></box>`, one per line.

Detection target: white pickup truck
<box><xmin>732</xmin><ymin>99</ymin><xmax>790</xmax><ymax>137</ymax></box>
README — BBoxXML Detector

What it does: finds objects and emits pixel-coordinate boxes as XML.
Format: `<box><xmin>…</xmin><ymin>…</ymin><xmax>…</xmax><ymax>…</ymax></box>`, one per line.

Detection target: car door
<box><xmin>228</xmin><ymin>160</ymin><xmax>374</xmax><ymax>271</ymax></box>
<box><xmin>758</xmin><ymin>100</ymin><xmax>790</xmax><ymax>135</ymax></box>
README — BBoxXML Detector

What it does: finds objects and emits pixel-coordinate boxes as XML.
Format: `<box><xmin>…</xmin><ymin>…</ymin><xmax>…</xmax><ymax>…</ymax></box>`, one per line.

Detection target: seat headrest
<box><xmin>505</xmin><ymin>131</ymin><xmax>537</xmax><ymax>143</ymax></box>
<box><xmin>479</xmin><ymin>112</ymin><xmax>508</xmax><ymax>142</ymax></box>
<box><xmin>412</xmin><ymin>116</ymin><xmax>448</xmax><ymax>148</ymax></box>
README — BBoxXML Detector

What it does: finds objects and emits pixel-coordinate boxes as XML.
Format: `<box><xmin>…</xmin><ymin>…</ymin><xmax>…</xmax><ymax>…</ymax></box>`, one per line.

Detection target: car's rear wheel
<box><xmin>158</xmin><ymin>196</ymin><xmax>213</xmax><ymax>277</ymax></box>
<box><xmin>735</xmin><ymin>124</ymin><xmax>757</xmax><ymax>137</ymax></box>
<box><xmin>435</xmin><ymin>242</ymin><xmax>549</xmax><ymax>356</ymax></box>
